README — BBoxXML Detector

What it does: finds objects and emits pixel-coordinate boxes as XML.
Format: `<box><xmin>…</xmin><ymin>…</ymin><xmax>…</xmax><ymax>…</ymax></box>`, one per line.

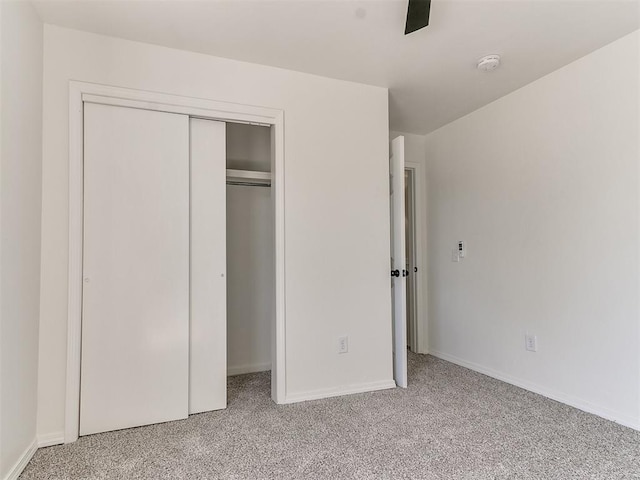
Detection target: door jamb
<box><xmin>404</xmin><ymin>161</ymin><xmax>427</xmax><ymax>354</ymax></box>
<box><xmin>66</xmin><ymin>81</ymin><xmax>286</xmax><ymax>443</ymax></box>
<box><xmin>404</xmin><ymin>167</ymin><xmax>418</xmax><ymax>353</ymax></box>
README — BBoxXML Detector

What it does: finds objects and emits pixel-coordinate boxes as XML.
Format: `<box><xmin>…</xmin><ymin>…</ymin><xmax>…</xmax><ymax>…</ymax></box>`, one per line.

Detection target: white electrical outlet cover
<box><xmin>338</xmin><ymin>336</ymin><xmax>348</xmax><ymax>354</ymax></box>
<box><xmin>525</xmin><ymin>334</ymin><xmax>537</xmax><ymax>352</ymax></box>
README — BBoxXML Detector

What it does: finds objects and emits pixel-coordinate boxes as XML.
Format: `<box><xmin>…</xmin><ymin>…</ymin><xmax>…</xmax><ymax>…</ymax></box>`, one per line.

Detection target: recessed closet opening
<box><xmin>65</xmin><ymin>82</ymin><xmax>286</xmax><ymax>442</ymax></box>
<box><xmin>226</xmin><ymin>123</ymin><xmax>274</xmax><ymax>392</ymax></box>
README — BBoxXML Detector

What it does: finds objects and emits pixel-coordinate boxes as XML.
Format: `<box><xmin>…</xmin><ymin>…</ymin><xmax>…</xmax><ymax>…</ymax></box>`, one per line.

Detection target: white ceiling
<box><xmin>33</xmin><ymin>0</ymin><xmax>639</xmax><ymax>134</ymax></box>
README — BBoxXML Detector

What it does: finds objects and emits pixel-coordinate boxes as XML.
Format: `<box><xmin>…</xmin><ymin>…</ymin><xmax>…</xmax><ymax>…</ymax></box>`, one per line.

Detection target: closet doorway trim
<box><xmin>66</xmin><ymin>81</ymin><xmax>286</xmax><ymax>443</ymax></box>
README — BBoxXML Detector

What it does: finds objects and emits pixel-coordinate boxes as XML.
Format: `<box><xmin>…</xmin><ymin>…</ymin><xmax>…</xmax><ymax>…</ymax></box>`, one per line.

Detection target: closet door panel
<box><xmin>190</xmin><ymin>118</ymin><xmax>227</xmax><ymax>414</ymax></box>
<box><xmin>81</xmin><ymin>103</ymin><xmax>190</xmax><ymax>435</ymax></box>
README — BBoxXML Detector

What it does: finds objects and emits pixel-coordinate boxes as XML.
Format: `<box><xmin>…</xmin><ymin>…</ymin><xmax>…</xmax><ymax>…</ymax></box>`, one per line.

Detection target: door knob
<box><xmin>402</xmin><ymin>269</ymin><xmax>409</xmax><ymax>277</ymax></box>
<box><xmin>391</xmin><ymin>269</ymin><xmax>400</xmax><ymax>277</ymax></box>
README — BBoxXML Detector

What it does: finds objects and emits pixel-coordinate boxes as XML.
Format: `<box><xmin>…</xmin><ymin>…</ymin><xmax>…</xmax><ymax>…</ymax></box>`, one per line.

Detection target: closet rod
<box><xmin>226</xmin><ymin>181</ymin><xmax>271</xmax><ymax>188</ymax></box>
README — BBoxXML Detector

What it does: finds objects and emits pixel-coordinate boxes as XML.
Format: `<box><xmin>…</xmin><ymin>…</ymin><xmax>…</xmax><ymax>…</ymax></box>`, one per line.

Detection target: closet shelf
<box><xmin>226</xmin><ymin>169</ymin><xmax>272</xmax><ymax>186</ymax></box>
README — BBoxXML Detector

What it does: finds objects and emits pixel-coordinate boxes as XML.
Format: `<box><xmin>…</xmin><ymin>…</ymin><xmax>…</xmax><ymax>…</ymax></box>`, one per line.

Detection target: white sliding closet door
<box><xmin>81</xmin><ymin>103</ymin><xmax>190</xmax><ymax>436</ymax></box>
<box><xmin>189</xmin><ymin>118</ymin><xmax>227</xmax><ymax>413</ymax></box>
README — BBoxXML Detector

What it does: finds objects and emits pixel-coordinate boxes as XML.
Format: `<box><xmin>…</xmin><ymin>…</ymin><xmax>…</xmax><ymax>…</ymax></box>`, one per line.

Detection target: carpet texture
<box><xmin>22</xmin><ymin>353</ymin><xmax>640</xmax><ymax>479</ymax></box>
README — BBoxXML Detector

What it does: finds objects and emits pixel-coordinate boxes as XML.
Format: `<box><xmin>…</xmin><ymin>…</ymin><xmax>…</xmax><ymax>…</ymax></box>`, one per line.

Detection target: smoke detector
<box><xmin>477</xmin><ymin>54</ymin><xmax>501</xmax><ymax>72</ymax></box>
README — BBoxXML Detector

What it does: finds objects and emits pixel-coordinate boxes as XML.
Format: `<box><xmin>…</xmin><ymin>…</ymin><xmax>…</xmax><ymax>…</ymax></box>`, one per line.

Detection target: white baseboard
<box><xmin>429</xmin><ymin>349</ymin><xmax>640</xmax><ymax>431</ymax></box>
<box><xmin>3</xmin><ymin>439</ymin><xmax>37</xmax><ymax>480</ymax></box>
<box><xmin>227</xmin><ymin>362</ymin><xmax>271</xmax><ymax>376</ymax></box>
<box><xmin>284</xmin><ymin>379</ymin><xmax>397</xmax><ymax>404</ymax></box>
<box><xmin>37</xmin><ymin>431</ymin><xmax>65</xmax><ymax>448</ymax></box>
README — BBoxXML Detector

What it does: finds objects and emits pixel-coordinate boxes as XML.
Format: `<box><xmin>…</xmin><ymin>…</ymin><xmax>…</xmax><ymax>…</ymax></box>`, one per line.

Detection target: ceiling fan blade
<box><xmin>405</xmin><ymin>0</ymin><xmax>431</xmax><ymax>35</ymax></box>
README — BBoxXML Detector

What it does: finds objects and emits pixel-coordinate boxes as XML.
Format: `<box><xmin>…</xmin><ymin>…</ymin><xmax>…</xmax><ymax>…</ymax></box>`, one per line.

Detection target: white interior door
<box><xmin>391</xmin><ymin>135</ymin><xmax>408</xmax><ymax>388</ymax></box>
<box><xmin>189</xmin><ymin>118</ymin><xmax>227</xmax><ymax>414</ymax></box>
<box><xmin>81</xmin><ymin>103</ymin><xmax>190</xmax><ymax>435</ymax></box>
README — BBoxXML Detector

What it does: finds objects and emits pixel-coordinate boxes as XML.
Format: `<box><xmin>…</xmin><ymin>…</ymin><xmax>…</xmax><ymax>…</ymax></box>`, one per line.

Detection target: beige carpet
<box><xmin>21</xmin><ymin>353</ymin><xmax>640</xmax><ymax>479</ymax></box>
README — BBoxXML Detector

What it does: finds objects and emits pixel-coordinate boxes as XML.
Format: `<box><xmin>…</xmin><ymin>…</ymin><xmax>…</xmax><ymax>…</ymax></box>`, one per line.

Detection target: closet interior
<box><xmin>226</xmin><ymin>122</ymin><xmax>274</xmax><ymax>378</ymax></box>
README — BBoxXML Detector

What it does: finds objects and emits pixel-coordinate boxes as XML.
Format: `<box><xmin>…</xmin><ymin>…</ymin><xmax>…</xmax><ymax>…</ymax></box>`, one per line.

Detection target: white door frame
<box><xmin>65</xmin><ymin>81</ymin><xmax>286</xmax><ymax>443</ymax></box>
<box><xmin>404</xmin><ymin>161</ymin><xmax>427</xmax><ymax>354</ymax></box>
<box><xmin>404</xmin><ymin>166</ymin><xmax>418</xmax><ymax>353</ymax></box>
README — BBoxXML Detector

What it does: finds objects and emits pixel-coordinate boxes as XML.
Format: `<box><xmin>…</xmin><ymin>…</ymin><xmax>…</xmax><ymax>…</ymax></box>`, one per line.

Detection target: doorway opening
<box><xmin>226</xmin><ymin>122</ymin><xmax>274</xmax><ymax>403</ymax></box>
<box><xmin>390</xmin><ymin>134</ymin><xmax>425</xmax><ymax>390</ymax></box>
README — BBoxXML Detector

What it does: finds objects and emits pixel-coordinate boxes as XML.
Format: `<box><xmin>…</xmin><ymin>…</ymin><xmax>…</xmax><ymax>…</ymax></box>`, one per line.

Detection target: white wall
<box><xmin>390</xmin><ymin>131</ymin><xmax>429</xmax><ymax>353</ymax></box>
<box><xmin>0</xmin><ymin>1</ymin><xmax>43</xmax><ymax>477</ymax></box>
<box><xmin>227</xmin><ymin>185</ymin><xmax>273</xmax><ymax>375</ymax></box>
<box><xmin>38</xmin><ymin>25</ymin><xmax>393</xmax><ymax>439</ymax></box>
<box><xmin>226</xmin><ymin>123</ymin><xmax>273</xmax><ymax>375</ymax></box>
<box><xmin>425</xmin><ymin>30</ymin><xmax>640</xmax><ymax>428</ymax></box>
<box><xmin>227</xmin><ymin>122</ymin><xmax>271</xmax><ymax>172</ymax></box>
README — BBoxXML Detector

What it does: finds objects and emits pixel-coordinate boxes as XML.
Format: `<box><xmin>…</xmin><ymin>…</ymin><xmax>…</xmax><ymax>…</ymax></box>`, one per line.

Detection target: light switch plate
<box><xmin>458</xmin><ymin>241</ymin><xmax>466</xmax><ymax>258</ymax></box>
